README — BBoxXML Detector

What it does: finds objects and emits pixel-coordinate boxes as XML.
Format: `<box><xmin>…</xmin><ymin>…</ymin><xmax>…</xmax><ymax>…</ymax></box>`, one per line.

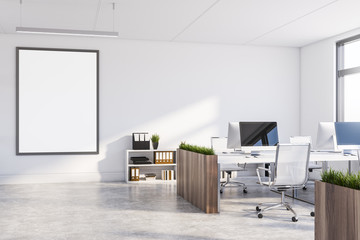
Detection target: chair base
<box><xmin>256</xmin><ymin>191</ymin><xmax>298</xmax><ymax>222</ymax></box>
<box><xmin>220</xmin><ymin>171</ymin><xmax>247</xmax><ymax>194</ymax></box>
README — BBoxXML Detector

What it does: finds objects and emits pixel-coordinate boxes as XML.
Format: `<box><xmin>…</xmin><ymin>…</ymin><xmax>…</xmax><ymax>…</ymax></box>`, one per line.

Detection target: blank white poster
<box><xmin>17</xmin><ymin>48</ymin><xmax>98</xmax><ymax>154</ymax></box>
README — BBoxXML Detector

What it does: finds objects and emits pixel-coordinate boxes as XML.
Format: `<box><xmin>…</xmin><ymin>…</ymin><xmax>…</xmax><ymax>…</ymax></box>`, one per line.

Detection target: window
<box><xmin>337</xmin><ymin>35</ymin><xmax>360</xmax><ymax>121</ymax></box>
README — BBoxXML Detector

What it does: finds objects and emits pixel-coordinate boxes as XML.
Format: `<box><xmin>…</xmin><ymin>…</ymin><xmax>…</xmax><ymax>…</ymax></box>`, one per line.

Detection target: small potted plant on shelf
<box><xmin>151</xmin><ymin>134</ymin><xmax>160</xmax><ymax>150</ymax></box>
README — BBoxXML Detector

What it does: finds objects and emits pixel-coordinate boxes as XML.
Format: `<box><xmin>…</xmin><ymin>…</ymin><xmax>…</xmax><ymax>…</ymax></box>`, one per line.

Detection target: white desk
<box><xmin>218</xmin><ymin>151</ymin><xmax>359</xmax><ymax>172</ymax></box>
<box><xmin>218</xmin><ymin>151</ymin><xmax>359</xmax><ymax>202</ymax></box>
<box><xmin>218</xmin><ymin>151</ymin><xmax>358</xmax><ymax>163</ymax></box>
<box><xmin>310</xmin><ymin>151</ymin><xmax>358</xmax><ymax>162</ymax></box>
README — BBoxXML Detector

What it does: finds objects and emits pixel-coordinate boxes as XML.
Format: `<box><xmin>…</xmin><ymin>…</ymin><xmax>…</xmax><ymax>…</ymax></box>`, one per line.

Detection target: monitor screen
<box><xmin>227</xmin><ymin>121</ymin><xmax>278</xmax><ymax>149</ymax></box>
<box><xmin>335</xmin><ymin>122</ymin><xmax>360</xmax><ymax>149</ymax></box>
<box><xmin>240</xmin><ymin>122</ymin><xmax>278</xmax><ymax>146</ymax></box>
<box><xmin>316</xmin><ymin>122</ymin><xmax>337</xmax><ymax>151</ymax></box>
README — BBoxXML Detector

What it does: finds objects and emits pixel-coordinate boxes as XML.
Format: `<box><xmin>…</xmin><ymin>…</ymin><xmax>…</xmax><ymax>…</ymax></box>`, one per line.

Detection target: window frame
<box><xmin>336</xmin><ymin>34</ymin><xmax>360</xmax><ymax>122</ymax></box>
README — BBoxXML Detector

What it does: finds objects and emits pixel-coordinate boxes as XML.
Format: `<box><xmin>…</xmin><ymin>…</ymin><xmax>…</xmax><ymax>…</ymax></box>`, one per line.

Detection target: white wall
<box><xmin>300</xmin><ymin>27</ymin><xmax>360</xmax><ymax>172</ymax></box>
<box><xmin>301</xmin><ymin>27</ymin><xmax>360</xmax><ymax>139</ymax></box>
<box><xmin>0</xmin><ymin>34</ymin><xmax>300</xmax><ymax>184</ymax></box>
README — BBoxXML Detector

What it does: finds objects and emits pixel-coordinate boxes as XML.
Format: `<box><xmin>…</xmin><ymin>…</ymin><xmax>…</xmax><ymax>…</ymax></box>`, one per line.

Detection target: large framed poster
<box><xmin>16</xmin><ymin>47</ymin><xmax>99</xmax><ymax>155</ymax></box>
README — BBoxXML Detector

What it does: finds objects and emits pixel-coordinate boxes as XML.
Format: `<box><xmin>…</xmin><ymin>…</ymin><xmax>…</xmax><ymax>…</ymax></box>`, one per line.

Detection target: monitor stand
<box><xmin>229</xmin><ymin>149</ymin><xmax>244</xmax><ymax>154</ymax></box>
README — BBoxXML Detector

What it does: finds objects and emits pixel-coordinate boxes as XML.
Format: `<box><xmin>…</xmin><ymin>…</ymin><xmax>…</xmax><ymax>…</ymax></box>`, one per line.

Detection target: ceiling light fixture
<box><xmin>16</xmin><ymin>0</ymin><xmax>119</xmax><ymax>38</ymax></box>
<box><xmin>16</xmin><ymin>27</ymin><xmax>118</xmax><ymax>37</ymax></box>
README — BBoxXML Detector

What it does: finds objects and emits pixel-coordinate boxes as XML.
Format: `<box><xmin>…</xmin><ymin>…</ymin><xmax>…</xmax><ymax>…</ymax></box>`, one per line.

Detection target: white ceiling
<box><xmin>1</xmin><ymin>0</ymin><xmax>360</xmax><ymax>47</ymax></box>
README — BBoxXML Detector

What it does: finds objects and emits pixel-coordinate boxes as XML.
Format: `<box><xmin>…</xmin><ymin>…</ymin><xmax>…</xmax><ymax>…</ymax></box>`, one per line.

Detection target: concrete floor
<box><xmin>295</xmin><ymin>181</ymin><xmax>315</xmax><ymax>204</ymax></box>
<box><xmin>0</xmin><ymin>178</ymin><xmax>315</xmax><ymax>240</ymax></box>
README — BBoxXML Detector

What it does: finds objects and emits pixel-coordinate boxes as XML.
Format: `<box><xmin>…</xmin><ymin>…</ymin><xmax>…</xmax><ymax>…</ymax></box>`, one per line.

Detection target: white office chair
<box><xmin>256</xmin><ymin>143</ymin><xmax>310</xmax><ymax>222</ymax></box>
<box><xmin>211</xmin><ymin>137</ymin><xmax>247</xmax><ymax>194</ymax></box>
<box><xmin>290</xmin><ymin>136</ymin><xmax>322</xmax><ymax>190</ymax></box>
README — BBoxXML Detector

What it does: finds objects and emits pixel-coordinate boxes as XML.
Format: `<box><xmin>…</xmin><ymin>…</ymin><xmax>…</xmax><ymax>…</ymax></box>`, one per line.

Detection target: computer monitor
<box><xmin>315</xmin><ymin>122</ymin><xmax>337</xmax><ymax>151</ymax></box>
<box><xmin>227</xmin><ymin>122</ymin><xmax>241</xmax><ymax>149</ymax></box>
<box><xmin>334</xmin><ymin>122</ymin><xmax>360</xmax><ymax>150</ymax></box>
<box><xmin>227</xmin><ymin>122</ymin><xmax>279</xmax><ymax>151</ymax></box>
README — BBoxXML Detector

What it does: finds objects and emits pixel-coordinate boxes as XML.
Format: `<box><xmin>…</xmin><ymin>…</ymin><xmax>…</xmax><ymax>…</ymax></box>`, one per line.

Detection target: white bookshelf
<box><xmin>125</xmin><ymin>149</ymin><xmax>176</xmax><ymax>183</ymax></box>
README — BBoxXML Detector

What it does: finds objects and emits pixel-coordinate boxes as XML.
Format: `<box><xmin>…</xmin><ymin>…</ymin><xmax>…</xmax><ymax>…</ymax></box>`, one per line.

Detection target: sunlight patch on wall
<box><xmin>131</xmin><ymin>96</ymin><xmax>220</xmax><ymax>148</ymax></box>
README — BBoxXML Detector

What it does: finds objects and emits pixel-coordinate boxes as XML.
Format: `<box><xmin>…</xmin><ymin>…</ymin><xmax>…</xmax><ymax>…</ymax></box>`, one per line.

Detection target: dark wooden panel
<box><xmin>176</xmin><ymin>149</ymin><xmax>183</xmax><ymax>196</ymax></box>
<box><xmin>355</xmin><ymin>190</ymin><xmax>360</xmax><ymax>240</ymax></box>
<box><xmin>205</xmin><ymin>155</ymin><xmax>218</xmax><ymax>213</ymax></box>
<box><xmin>176</xmin><ymin>149</ymin><xmax>219</xmax><ymax>213</ymax></box>
<box><xmin>315</xmin><ymin>181</ymin><xmax>326</xmax><ymax>240</ymax></box>
<box><xmin>315</xmin><ymin>181</ymin><xmax>360</xmax><ymax>240</ymax></box>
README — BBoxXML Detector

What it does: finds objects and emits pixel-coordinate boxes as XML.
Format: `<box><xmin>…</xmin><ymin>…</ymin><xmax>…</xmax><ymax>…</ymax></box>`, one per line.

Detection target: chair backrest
<box><xmin>211</xmin><ymin>137</ymin><xmax>228</xmax><ymax>154</ymax></box>
<box><xmin>289</xmin><ymin>136</ymin><xmax>312</xmax><ymax>145</ymax></box>
<box><xmin>273</xmin><ymin>144</ymin><xmax>311</xmax><ymax>187</ymax></box>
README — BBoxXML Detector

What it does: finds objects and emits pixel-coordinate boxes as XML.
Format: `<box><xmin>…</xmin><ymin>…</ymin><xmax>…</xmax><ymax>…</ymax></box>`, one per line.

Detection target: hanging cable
<box><xmin>93</xmin><ymin>0</ymin><xmax>102</xmax><ymax>30</ymax></box>
<box><xmin>112</xmin><ymin>2</ymin><xmax>115</xmax><ymax>32</ymax></box>
<box><xmin>20</xmin><ymin>0</ymin><xmax>22</xmax><ymax>25</ymax></box>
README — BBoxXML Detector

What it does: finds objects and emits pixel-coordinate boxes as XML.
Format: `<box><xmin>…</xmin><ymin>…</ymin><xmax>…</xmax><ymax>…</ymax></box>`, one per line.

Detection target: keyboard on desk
<box><xmin>311</xmin><ymin>149</ymin><xmax>342</xmax><ymax>153</ymax></box>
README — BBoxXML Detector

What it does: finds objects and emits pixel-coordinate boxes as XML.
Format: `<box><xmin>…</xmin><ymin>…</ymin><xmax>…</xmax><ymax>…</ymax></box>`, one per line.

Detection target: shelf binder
<box><xmin>130</xmin><ymin>168</ymin><xmax>135</xmax><ymax>181</ymax></box>
<box><xmin>135</xmin><ymin>167</ymin><xmax>140</xmax><ymax>181</ymax></box>
<box><xmin>132</xmin><ymin>132</ymin><xmax>150</xmax><ymax>150</ymax></box>
<box><xmin>161</xmin><ymin>170</ymin><xmax>175</xmax><ymax>180</ymax></box>
<box><xmin>130</xmin><ymin>167</ymin><xmax>140</xmax><ymax>181</ymax></box>
<box><xmin>154</xmin><ymin>151</ymin><xmax>176</xmax><ymax>164</ymax></box>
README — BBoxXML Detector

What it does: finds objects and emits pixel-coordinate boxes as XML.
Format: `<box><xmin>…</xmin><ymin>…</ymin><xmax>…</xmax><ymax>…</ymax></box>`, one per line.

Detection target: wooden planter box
<box><xmin>315</xmin><ymin>181</ymin><xmax>360</xmax><ymax>240</ymax></box>
<box><xmin>176</xmin><ymin>149</ymin><xmax>219</xmax><ymax>213</ymax></box>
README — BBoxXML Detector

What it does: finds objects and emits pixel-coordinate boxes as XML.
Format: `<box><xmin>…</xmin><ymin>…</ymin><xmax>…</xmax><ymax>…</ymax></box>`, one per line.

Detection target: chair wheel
<box><xmin>292</xmin><ymin>217</ymin><xmax>298</xmax><ymax>222</ymax></box>
<box><xmin>256</xmin><ymin>206</ymin><xmax>261</xmax><ymax>212</ymax></box>
<box><xmin>220</xmin><ymin>189</ymin><xmax>223</xmax><ymax>194</ymax></box>
<box><xmin>310</xmin><ymin>212</ymin><xmax>315</xmax><ymax>217</ymax></box>
<box><xmin>243</xmin><ymin>189</ymin><xmax>248</xmax><ymax>193</ymax></box>
<box><xmin>258</xmin><ymin>213</ymin><xmax>263</xmax><ymax>218</ymax></box>
<box><xmin>303</xmin><ymin>186</ymin><xmax>307</xmax><ymax>190</ymax></box>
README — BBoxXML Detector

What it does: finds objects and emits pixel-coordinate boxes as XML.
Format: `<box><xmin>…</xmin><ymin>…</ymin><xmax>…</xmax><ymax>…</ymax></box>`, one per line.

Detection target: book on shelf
<box><xmin>139</xmin><ymin>174</ymin><xmax>146</xmax><ymax>181</ymax></box>
<box><xmin>145</xmin><ymin>176</ymin><xmax>156</xmax><ymax>181</ymax></box>
<box><xmin>161</xmin><ymin>170</ymin><xmax>175</xmax><ymax>180</ymax></box>
<box><xmin>145</xmin><ymin>173</ymin><xmax>156</xmax><ymax>181</ymax></box>
<box><xmin>130</xmin><ymin>156</ymin><xmax>151</xmax><ymax>164</ymax></box>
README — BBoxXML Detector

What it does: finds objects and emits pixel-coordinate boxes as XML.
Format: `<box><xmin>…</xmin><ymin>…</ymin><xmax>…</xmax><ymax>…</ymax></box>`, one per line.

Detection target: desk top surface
<box><xmin>217</xmin><ymin>151</ymin><xmax>358</xmax><ymax>164</ymax></box>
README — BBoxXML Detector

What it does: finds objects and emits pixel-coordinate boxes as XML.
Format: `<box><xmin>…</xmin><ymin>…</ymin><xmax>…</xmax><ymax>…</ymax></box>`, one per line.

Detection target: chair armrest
<box><xmin>256</xmin><ymin>167</ymin><xmax>271</xmax><ymax>186</ymax></box>
<box><xmin>257</xmin><ymin>167</ymin><xmax>271</xmax><ymax>172</ymax></box>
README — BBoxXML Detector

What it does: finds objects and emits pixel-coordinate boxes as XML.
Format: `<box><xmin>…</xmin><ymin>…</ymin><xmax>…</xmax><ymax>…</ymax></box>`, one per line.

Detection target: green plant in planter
<box><xmin>321</xmin><ymin>168</ymin><xmax>360</xmax><ymax>190</ymax></box>
<box><xmin>151</xmin><ymin>134</ymin><xmax>160</xmax><ymax>143</ymax></box>
<box><xmin>179</xmin><ymin>142</ymin><xmax>215</xmax><ymax>155</ymax></box>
